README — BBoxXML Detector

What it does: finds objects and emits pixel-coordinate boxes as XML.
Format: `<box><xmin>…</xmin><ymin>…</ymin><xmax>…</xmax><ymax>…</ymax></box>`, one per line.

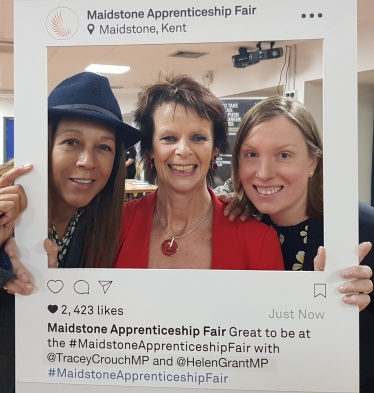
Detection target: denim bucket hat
<box><xmin>48</xmin><ymin>72</ymin><xmax>141</xmax><ymax>148</ymax></box>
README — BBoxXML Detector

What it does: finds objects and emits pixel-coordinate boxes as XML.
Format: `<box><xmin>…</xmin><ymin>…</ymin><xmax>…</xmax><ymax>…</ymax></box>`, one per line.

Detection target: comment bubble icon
<box><xmin>74</xmin><ymin>280</ymin><xmax>90</xmax><ymax>294</ymax></box>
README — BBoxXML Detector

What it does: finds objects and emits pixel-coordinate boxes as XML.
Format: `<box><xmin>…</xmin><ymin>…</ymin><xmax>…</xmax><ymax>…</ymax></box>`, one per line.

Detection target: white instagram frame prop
<box><xmin>15</xmin><ymin>1</ymin><xmax>358</xmax><ymax>392</ymax></box>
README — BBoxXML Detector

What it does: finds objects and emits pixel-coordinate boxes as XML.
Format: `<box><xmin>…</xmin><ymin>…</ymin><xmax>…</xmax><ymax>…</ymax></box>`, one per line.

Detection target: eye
<box><xmin>246</xmin><ymin>152</ymin><xmax>258</xmax><ymax>158</ymax></box>
<box><xmin>191</xmin><ymin>134</ymin><xmax>207</xmax><ymax>142</ymax></box>
<box><xmin>98</xmin><ymin>144</ymin><xmax>113</xmax><ymax>152</ymax></box>
<box><xmin>278</xmin><ymin>152</ymin><xmax>290</xmax><ymax>159</ymax></box>
<box><xmin>62</xmin><ymin>139</ymin><xmax>78</xmax><ymax>146</ymax></box>
<box><xmin>160</xmin><ymin>136</ymin><xmax>177</xmax><ymax>142</ymax></box>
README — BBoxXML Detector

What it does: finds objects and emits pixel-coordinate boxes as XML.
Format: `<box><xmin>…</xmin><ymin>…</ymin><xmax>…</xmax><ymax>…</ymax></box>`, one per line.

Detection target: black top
<box><xmin>126</xmin><ymin>146</ymin><xmax>136</xmax><ymax>179</ymax></box>
<box><xmin>270</xmin><ymin>219</ymin><xmax>309</xmax><ymax>271</ymax></box>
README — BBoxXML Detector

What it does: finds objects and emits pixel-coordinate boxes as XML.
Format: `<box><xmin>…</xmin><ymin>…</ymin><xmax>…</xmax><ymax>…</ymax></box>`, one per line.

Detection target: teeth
<box><xmin>170</xmin><ymin>165</ymin><xmax>195</xmax><ymax>172</ymax></box>
<box><xmin>256</xmin><ymin>186</ymin><xmax>282</xmax><ymax>195</ymax></box>
<box><xmin>72</xmin><ymin>179</ymin><xmax>92</xmax><ymax>184</ymax></box>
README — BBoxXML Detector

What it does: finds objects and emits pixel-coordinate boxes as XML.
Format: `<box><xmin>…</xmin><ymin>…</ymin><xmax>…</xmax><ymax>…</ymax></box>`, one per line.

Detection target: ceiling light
<box><xmin>85</xmin><ymin>64</ymin><xmax>130</xmax><ymax>74</ymax></box>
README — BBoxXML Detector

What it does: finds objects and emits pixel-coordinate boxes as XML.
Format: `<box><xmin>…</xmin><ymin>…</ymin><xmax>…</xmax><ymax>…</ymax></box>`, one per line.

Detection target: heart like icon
<box><xmin>47</xmin><ymin>280</ymin><xmax>64</xmax><ymax>294</ymax></box>
<box><xmin>48</xmin><ymin>305</ymin><xmax>58</xmax><ymax>314</ymax></box>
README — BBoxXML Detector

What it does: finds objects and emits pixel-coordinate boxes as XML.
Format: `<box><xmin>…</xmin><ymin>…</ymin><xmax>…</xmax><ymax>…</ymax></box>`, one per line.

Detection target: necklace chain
<box><xmin>155</xmin><ymin>200</ymin><xmax>213</xmax><ymax>240</ymax></box>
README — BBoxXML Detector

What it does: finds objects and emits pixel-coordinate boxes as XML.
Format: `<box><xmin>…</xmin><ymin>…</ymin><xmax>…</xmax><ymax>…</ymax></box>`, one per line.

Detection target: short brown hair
<box><xmin>134</xmin><ymin>74</ymin><xmax>229</xmax><ymax>184</ymax></box>
<box><xmin>232</xmin><ymin>96</ymin><xmax>323</xmax><ymax>219</ymax></box>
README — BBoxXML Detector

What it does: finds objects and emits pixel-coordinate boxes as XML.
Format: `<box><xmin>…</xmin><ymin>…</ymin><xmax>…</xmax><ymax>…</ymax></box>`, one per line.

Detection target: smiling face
<box><xmin>239</xmin><ymin>115</ymin><xmax>318</xmax><ymax>226</ymax></box>
<box><xmin>151</xmin><ymin>103</ymin><xmax>216</xmax><ymax>193</ymax></box>
<box><xmin>50</xmin><ymin>118</ymin><xmax>116</xmax><ymax>217</ymax></box>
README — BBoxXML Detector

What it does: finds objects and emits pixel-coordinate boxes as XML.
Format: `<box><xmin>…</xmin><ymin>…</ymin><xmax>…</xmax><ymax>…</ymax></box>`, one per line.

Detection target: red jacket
<box><xmin>115</xmin><ymin>188</ymin><xmax>284</xmax><ymax>270</ymax></box>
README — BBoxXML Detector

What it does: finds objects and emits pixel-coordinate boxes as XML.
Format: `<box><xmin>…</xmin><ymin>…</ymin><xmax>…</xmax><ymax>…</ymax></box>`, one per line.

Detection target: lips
<box><xmin>169</xmin><ymin>164</ymin><xmax>197</xmax><ymax>173</ymax></box>
<box><xmin>255</xmin><ymin>186</ymin><xmax>283</xmax><ymax>195</ymax></box>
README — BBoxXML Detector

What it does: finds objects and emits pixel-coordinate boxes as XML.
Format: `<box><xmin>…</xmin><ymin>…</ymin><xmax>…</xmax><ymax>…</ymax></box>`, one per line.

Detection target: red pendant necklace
<box><xmin>155</xmin><ymin>200</ymin><xmax>213</xmax><ymax>257</ymax></box>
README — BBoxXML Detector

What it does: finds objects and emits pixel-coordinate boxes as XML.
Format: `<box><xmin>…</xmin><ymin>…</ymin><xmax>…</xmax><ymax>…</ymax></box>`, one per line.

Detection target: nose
<box><xmin>76</xmin><ymin>149</ymin><xmax>97</xmax><ymax>169</ymax></box>
<box><xmin>175</xmin><ymin>138</ymin><xmax>192</xmax><ymax>158</ymax></box>
<box><xmin>256</xmin><ymin>158</ymin><xmax>275</xmax><ymax>181</ymax></box>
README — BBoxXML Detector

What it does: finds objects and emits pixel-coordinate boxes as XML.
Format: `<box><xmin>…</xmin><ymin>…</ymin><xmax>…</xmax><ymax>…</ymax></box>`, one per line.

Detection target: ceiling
<box><xmin>0</xmin><ymin>0</ymin><xmax>374</xmax><ymax>106</ymax></box>
<box><xmin>46</xmin><ymin>40</ymin><xmax>299</xmax><ymax>99</ymax></box>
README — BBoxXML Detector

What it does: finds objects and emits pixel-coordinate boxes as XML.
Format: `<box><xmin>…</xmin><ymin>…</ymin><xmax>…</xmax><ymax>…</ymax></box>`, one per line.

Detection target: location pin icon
<box><xmin>87</xmin><ymin>24</ymin><xmax>95</xmax><ymax>35</ymax></box>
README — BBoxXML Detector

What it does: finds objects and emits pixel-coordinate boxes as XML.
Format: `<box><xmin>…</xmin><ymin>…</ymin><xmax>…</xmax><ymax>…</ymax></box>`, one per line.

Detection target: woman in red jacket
<box><xmin>115</xmin><ymin>74</ymin><xmax>284</xmax><ymax>270</ymax></box>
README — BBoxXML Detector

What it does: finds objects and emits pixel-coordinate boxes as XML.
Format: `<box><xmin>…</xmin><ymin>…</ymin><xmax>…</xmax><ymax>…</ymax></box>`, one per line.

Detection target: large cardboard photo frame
<box><xmin>14</xmin><ymin>1</ymin><xmax>358</xmax><ymax>392</ymax></box>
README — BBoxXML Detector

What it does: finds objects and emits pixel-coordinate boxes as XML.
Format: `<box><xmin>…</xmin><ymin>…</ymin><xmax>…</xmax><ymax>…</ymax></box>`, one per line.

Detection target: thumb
<box><xmin>358</xmin><ymin>241</ymin><xmax>372</xmax><ymax>263</ymax></box>
<box><xmin>44</xmin><ymin>238</ymin><xmax>59</xmax><ymax>268</ymax></box>
<box><xmin>314</xmin><ymin>246</ymin><xmax>326</xmax><ymax>271</ymax></box>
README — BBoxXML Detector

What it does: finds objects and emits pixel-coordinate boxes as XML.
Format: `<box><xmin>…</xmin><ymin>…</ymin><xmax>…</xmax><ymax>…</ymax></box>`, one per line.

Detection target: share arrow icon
<box><xmin>98</xmin><ymin>281</ymin><xmax>113</xmax><ymax>294</ymax></box>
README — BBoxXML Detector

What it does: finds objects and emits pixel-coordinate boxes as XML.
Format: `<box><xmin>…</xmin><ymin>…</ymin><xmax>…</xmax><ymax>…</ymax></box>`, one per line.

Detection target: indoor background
<box><xmin>0</xmin><ymin>0</ymin><xmax>373</xmax><ymax>203</ymax></box>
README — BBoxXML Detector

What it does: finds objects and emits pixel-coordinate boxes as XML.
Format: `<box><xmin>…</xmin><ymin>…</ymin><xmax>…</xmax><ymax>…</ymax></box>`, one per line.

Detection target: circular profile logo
<box><xmin>46</xmin><ymin>8</ymin><xmax>79</xmax><ymax>40</ymax></box>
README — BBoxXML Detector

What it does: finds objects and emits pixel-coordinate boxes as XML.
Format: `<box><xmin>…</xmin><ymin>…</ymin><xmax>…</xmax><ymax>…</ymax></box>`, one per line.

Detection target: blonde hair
<box><xmin>232</xmin><ymin>96</ymin><xmax>323</xmax><ymax>219</ymax></box>
<box><xmin>0</xmin><ymin>159</ymin><xmax>14</xmax><ymax>177</ymax></box>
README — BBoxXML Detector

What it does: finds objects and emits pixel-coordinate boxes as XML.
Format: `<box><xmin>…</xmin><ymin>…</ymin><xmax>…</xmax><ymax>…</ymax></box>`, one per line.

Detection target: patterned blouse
<box><xmin>49</xmin><ymin>209</ymin><xmax>84</xmax><ymax>267</ymax></box>
<box><xmin>270</xmin><ymin>219</ymin><xmax>310</xmax><ymax>271</ymax></box>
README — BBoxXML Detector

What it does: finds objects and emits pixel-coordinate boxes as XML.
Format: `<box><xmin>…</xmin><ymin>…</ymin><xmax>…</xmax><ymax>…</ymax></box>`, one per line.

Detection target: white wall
<box><xmin>358</xmin><ymin>84</ymin><xmax>374</xmax><ymax>203</ymax></box>
<box><xmin>304</xmin><ymin>80</ymin><xmax>323</xmax><ymax>135</ymax></box>
<box><xmin>358</xmin><ymin>20</ymin><xmax>374</xmax><ymax>72</ymax></box>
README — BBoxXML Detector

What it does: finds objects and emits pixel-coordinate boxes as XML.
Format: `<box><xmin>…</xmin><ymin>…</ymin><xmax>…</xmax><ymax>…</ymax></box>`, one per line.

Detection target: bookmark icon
<box><xmin>314</xmin><ymin>283</ymin><xmax>326</xmax><ymax>298</ymax></box>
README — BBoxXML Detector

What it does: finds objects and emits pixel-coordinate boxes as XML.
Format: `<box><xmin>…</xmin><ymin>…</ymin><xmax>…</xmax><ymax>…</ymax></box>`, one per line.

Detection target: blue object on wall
<box><xmin>4</xmin><ymin>118</ymin><xmax>14</xmax><ymax>162</ymax></box>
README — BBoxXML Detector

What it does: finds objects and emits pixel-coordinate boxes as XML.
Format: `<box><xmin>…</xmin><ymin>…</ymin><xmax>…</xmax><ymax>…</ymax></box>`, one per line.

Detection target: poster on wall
<box><xmin>221</xmin><ymin>99</ymin><xmax>262</xmax><ymax>130</ymax></box>
<box><xmin>14</xmin><ymin>1</ymin><xmax>359</xmax><ymax>392</ymax></box>
<box><xmin>216</xmin><ymin>98</ymin><xmax>262</xmax><ymax>185</ymax></box>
